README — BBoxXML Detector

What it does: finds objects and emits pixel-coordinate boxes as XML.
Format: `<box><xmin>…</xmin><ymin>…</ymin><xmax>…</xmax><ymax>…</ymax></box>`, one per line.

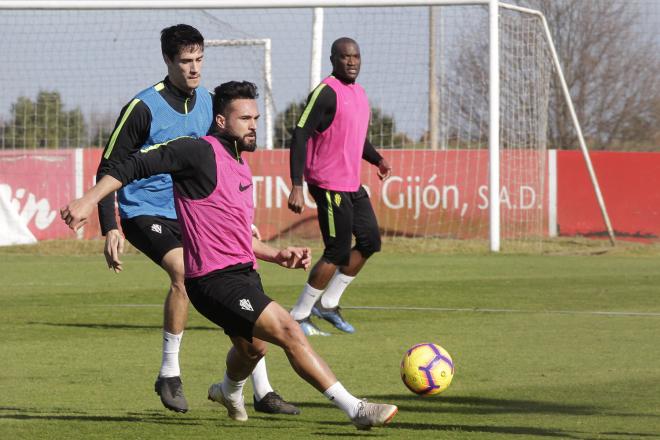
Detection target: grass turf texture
<box><xmin>1</xmin><ymin>240</ymin><xmax>659</xmax><ymax>439</ymax></box>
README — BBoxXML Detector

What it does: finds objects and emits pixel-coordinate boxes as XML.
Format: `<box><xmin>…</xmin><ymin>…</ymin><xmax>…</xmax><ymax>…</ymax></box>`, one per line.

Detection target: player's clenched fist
<box><xmin>287</xmin><ymin>185</ymin><xmax>305</xmax><ymax>214</ymax></box>
<box><xmin>275</xmin><ymin>246</ymin><xmax>312</xmax><ymax>271</ymax></box>
<box><xmin>60</xmin><ymin>197</ymin><xmax>94</xmax><ymax>231</ymax></box>
<box><xmin>60</xmin><ymin>175</ymin><xmax>123</xmax><ymax>232</ymax></box>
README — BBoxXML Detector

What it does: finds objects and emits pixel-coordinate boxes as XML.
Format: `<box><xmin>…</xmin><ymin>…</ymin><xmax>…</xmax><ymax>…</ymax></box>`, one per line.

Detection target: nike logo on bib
<box><xmin>239</xmin><ymin>182</ymin><xmax>252</xmax><ymax>192</ymax></box>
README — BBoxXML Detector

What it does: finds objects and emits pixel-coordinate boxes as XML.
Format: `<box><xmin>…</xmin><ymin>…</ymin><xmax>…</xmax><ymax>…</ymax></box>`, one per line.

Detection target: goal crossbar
<box><xmin>2</xmin><ymin>1</ymin><xmax>491</xmax><ymax>10</ymax></box>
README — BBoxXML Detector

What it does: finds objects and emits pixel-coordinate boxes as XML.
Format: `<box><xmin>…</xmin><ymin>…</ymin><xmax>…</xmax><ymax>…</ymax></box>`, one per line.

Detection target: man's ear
<box><xmin>215</xmin><ymin>113</ymin><xmax>226</xmax><ymax>129</ymax></box>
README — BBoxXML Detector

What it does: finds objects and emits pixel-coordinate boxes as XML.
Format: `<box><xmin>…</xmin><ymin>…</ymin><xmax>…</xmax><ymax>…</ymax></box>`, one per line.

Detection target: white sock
<box><xmin>320</xmin><ymin>271</ymin><xmax>355</xmax><ymax>309</ymax></box>
<box><xmin>290</xmin><ymin>284</ymin><xmax>325</xmax><ymax>320</ymax></box>
<box><xmin>250</xmin><ymin>357</ymin><xmax>274</xmax><ymax>401</ymax></box>
<box><xmin>159</xmin><ymin>331</ymin><xmax>182</xmax><ymax>378</ymax></box>
<box><xmin>222</xmin><ymin>372</ymin><xmax>248</xmax><ymax>403</ymax></box>
<box><xmin>323</xmin><ymin>381</ymin><xmax>361</xmax><ymax>418</ymax></box>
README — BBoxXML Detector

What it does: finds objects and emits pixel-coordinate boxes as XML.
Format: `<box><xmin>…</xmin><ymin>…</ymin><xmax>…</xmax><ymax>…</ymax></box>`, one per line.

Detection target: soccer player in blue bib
<box><xmin>96</xmin><ymin>24</ymin><xmax>298</xmax><ymax>415</ymax></box>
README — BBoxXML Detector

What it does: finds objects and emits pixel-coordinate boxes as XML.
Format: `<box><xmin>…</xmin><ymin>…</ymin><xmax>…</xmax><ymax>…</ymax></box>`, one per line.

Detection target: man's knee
<box><xmin>356</xmin><ymin>228</ymin><xmax>381</xmax><ymax>258</ymax></box>
<box><xmin>160</xmin><ymin>249</ymin><xmax>187</xmax><ymax>298</ymax></box>
<box><xmin>161</xmin><ymin>247</ymin><xmax>185</xmax><ymax>280</ymax></box>
<box><xmin>323</xmin><ymin>248</ymin><xmax>352</xmax><ymax>267</ymax></box>
<box><xmin>170</xmin><ymin>280</ymin><xmax>188</xmax><ymax>299</ymax></box>
<box><xmin>276</xmin><ymin>313</ymin><xmax>311</xmax><ymax>354</ymax></box>
<box><xmin>356</xmin><ymin>242</ymin><xmax>380</xmax><ymax>259</ymax></box>
<box><xmin>256</xmin><ymin>303</ymin><xmax>307</xmax><ymax>348</ymax></box>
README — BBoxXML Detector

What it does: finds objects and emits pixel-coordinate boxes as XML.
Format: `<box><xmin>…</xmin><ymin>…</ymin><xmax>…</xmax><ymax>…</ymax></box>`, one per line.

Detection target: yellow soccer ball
<box><xmin>400</xmin><ymin>343</ymin><xmax>454</xmax><ymax>396</ymax></box>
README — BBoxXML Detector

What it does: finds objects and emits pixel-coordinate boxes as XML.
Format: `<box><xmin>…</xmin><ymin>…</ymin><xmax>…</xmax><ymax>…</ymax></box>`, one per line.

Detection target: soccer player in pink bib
<box><xmin>61</xmin><ymin>81</ymin><xmax>397</xmax><ymax>430</ymax></box>
<box><xmin>288</xmin><ymin>38</ymin><xmax>392</xmax><ymax>336</ymax></box>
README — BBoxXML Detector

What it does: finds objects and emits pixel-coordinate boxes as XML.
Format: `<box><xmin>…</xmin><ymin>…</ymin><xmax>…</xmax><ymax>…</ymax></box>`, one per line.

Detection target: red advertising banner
<box><xmin>557</xmin><ymin>151</ymin><xmax>660</xmax><ymax>241</ymax></box>
<box><xmin>247</xmin><ymin>149</ymin><xmax>548</xmax><ymax>241</ymax></box>
<box><xmin>2</xmin><ymin>148</ymin><xmax>658</xmax><ymax>243</ymax></box>
<box><xmin>0</xmin><ymin>150</ymin><xmax>76</xmax><ymax>240</ymax></box>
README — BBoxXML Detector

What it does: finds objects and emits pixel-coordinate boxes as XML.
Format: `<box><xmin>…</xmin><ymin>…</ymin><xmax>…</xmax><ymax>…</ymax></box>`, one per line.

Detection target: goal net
<box><xmin>0</xmin><ymin>1</ymin><xmax>612</xmax><ymax>251</ymax></box>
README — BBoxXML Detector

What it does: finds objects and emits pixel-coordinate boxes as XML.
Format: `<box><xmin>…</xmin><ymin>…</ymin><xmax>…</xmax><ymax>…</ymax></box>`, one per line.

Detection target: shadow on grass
<box><xmin>0</xmin><ymin>407</ymin><xmax>202</xmax><ymax>425</ymax></box>
<box><xmin>1</xmin><ymin>406</ymin><xmax>318</xmax><ymax>431</ymax></box>
<box><xmin>313</xmin><ymin>419</ymin><xmax>582</xmax><ymax>438</ymax></box>
<box><xmin>386</xmin><ymin>394</ymin><xmax>606</xmax><ymax>416</ymax></box>
<box><xmin>3</xmin><ymin>406</ymin><xmax>656</xmax><ymax>438</ymax></box>
<box><xmin>298</xmin><ymin>395</ymin><xmax>600</xmax><ymax>416</ymax></box>
<box><xmin>28</xmin><ymin>321</ymin><xmax>216</xmax><ymax>331</ymax></box>
<box><xmin>300</xmin><ymin>394</ymin><xmax>657</xmax><ymax>420</ymax></box>
<box><xmin>315</xmin><ymin>413</ymin><xmax>657</xmax><ymax>438</ymax></box>
<box><xmin>390</xmin><ymin>422</ymin><xmax>579</xmax><ymax>438</ymax></box>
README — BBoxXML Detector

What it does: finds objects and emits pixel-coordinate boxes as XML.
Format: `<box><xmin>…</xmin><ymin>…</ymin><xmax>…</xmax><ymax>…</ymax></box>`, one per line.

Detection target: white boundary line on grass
<box><xmin>105</xmin><ymin>304</ymin><xmax>660</xmax><ymax>317</ymax></box>
<box><xmin>344</xmin><ymin>306</ymin><xmax>660</xmax><ymax>317</ymax></box>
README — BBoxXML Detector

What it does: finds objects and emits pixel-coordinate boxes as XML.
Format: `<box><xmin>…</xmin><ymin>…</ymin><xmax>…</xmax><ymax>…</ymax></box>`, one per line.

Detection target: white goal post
<box><xmin>0</xmin><ymin>0</ymin><xmax>615</xmax><ymax>251</ymax></box>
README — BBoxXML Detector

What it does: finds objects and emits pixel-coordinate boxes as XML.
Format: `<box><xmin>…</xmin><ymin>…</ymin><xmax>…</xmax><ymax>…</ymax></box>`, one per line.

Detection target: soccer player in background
<box><xmin>62</xmin><ymin>81</ymin><xmax>398</xmax><ymax>430</ymax></box>
<box><xmin>287</xmin><ymin>38</ymin><xmax>392</xmax><ymax>336</ymax></box>
<box><xmin>96</xmin><ymin>24</ymin><xmax>298</xmax><ymax>415</ymax></box>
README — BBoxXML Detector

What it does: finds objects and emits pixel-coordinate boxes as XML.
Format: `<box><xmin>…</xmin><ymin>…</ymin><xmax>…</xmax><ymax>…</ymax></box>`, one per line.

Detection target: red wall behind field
<box><xmin>244</xmin><ymin>149</ymin><xmax>548</xmax><ymax>241</ymax></box>
<box><xmin>557</xmin><ymin>151</ymin><xmax>660</xmax><ymax>241</ymax></box>
<box><xmin>1</xmin><ymin>148</ymin><xmax>658</xmax><ymax>242</ymax></box>
<box><xmin>0</xmin><ymin>150</ymin><xmax>76</xmax><ymax>240</ymax></box>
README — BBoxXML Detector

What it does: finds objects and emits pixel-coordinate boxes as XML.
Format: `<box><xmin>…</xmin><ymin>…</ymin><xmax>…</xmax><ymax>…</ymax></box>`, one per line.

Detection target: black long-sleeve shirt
<box><xmin>96</xmin><ymin>77</ymin><xmax>210</xmax><ymax>234</ymax></box>
<box><xmin>107</xmin><ymin>132</ymin><xmax>255</xmax><ymax>275</ymax></box>
<box><xmin>106</xmin><ymin>133</ymin><xmax>242</xmax><ymax>199</ymax></box>
<box><xmin>289</xmin><ymin>82</ymin><xmax>383</xmax><ymax>186</ymax></box>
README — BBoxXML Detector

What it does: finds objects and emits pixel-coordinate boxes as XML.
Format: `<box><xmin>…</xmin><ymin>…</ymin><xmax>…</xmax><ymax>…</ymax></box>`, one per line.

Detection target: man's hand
<box><xmin>61</xmin><ymin>175</ymin><xmax>123</xmax><ymax>231</ymax></box>
<box><xmin>377</xmin><ymin>158</ymin><xmax>392</xmax><ymax>181</ymax></box>
<box><xmin>104</xmin><ymin>229</ymin><xmax>125</xmax><ymax>273</ymax></box>
<box><xmin>60</xmin><ymin>197</ymin><xmax>95</xmax><ymax>231</ymax></box>
<box><xmin>274</xmin><ymin>246</ymin><xmax>312</xmax><ymax>270</ymax></box>
<box><xmin>287</xmin><ymin>185</ymin><xmax>305</xmax><ymax>214</ymax></box>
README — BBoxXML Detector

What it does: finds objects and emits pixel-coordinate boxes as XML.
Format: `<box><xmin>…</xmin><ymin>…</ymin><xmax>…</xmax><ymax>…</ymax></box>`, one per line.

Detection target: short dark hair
<box><xmin>161</xmin><ymin>24</ymin><xmax>204</xmax><ymax>61</ymax></box>
<box><xmin>330</xmin><ymin>37</ymin><xmax>359</xmax><ymax>57</ymax></box>
<box><xmin>213</xmin><ymin>81</ymin><xmax>259</xmax><ymax>116</ymax></box>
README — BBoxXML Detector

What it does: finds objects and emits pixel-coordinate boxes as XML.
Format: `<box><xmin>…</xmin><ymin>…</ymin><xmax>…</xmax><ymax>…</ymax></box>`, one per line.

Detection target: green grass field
<box><xmin>1</xmin><ymin>240</ymin><xmax>659</xmax><ymax>439</ymax></box>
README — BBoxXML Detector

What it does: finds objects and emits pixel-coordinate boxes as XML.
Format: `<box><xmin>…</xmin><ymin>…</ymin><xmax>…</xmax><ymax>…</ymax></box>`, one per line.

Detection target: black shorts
<box><xmin>185</xmin><ymin>266</ymin><xmax>273</xmax><ymax>342</ymax></box>
<box><xmin>308</xmin><ymin>184</ymin><xmax>381</xmax><ymax>266</ymax></box>
<box><xmin>120</xmin><ymin>216</ymin><xmax>182</xmax><ymax>265</ymax></box>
